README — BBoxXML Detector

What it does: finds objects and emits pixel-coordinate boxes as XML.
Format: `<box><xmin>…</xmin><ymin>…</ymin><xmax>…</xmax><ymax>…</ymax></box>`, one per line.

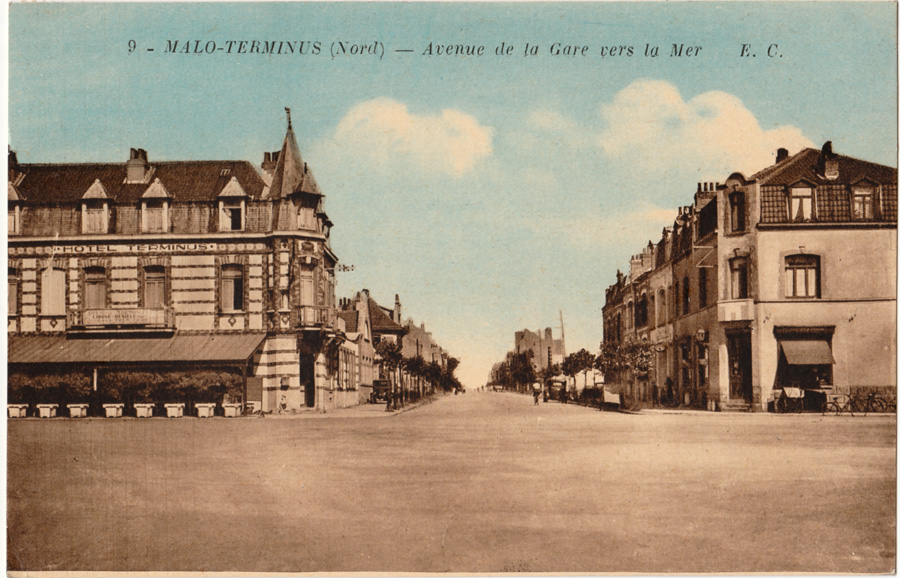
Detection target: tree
<box><xmin>507</xmin><ymin>350</ymin><xmax>535</xmax><ymax>392</ymax></box>
<box><xmin>571</xmin><ymin>348</ymin><xmax>596</xmax><ymax>389</ymax></box>
<box><xmin>376</xmin><ymin>340</ymin><xmax>403</xmax><ymax>408</ymax></box>
<box><xmin>596</xmin><ymin>339</ymin><xmax>653</xmax><ymax>410</ymax></box>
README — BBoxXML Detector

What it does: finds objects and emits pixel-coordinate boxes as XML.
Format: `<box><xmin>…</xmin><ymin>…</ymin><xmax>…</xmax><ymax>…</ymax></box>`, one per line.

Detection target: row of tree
<box><xmin>490</xmin><ymin>339</ymin><xmax>654</xmax><ymax>394</ymax></box>
<box><xmin>375</xmin><ymin>340</ymin><xmax>462</xmax><ymax>407</ymax></box>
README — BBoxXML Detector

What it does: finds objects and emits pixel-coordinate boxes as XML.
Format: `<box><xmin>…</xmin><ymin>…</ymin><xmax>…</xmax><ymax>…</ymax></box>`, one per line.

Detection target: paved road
<box><xmin>7</xmin><ymin>392</ymin><xmax>896</xmax><ymax>573</ymax></box>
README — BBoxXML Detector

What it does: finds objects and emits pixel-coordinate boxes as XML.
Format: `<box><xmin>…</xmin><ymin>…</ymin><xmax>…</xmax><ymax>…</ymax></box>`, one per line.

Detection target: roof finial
<box><xmin>285</xmin><ymin>107</ymin><xmax>292</xmax><ymax>129</ymax></box>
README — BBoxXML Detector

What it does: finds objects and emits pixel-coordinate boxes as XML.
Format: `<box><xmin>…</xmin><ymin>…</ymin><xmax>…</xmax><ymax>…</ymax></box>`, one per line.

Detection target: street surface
<box><xmin>7</xmin><ymin>392</ymin><xmax>896</xmax><ymax>573</ymax></box>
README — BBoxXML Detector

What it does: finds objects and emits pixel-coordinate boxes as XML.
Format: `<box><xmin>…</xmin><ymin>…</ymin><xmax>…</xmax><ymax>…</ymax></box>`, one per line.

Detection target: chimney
<box><xmin>126</xmin><ymin>148</ymin><xmax>149</xmax><ymax>183</ymax></box>
<box><xmin>262</xmin><ymin>151</ymin><xmax>280</xmax><ymax>177</ymax></box>
<box><xmin>8</xmin><ymin>147</ymin><xmax>19</xmax><ymax>182</ymax></box>
<box><xmin>819</xmin><ymin>141</ymin><xmax>839</xmax><ymax>180</ymax></box>
<box><xmin>393</xmin><ymin>294</ymin><xmax>402</xmax><ymax>323</ymax></box>
<box><xmin>776</xmin><ymin>148</ymin><xmax>789</xmax><ymax>164</ymax></box>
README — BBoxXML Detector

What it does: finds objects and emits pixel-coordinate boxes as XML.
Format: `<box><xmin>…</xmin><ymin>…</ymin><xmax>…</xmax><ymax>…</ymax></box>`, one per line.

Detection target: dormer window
<box><xmin>788</xmin><ymin>186</ymin><xmax>814</xmax><ymax>222</ymax></box>
<box><xmin>81</xmin><ymin>200</ymin><xmax>109</xmax><ymax>234</ymax></box>
<box><xmin>852</xmin><ymin>185</ymin><xmax>875</xmax><ymax>221</ymax></box>
<box><xmin>298</xmin><ymin>207</ymin><xmax>317</xmax><ymax>231</ymax></box>
<box><xmin>141</xmin><ymin>199</ymin><xmax>169</xmax><ymax>233</ymax></box>
<box><xmin>219</xmin><ymin>199</ymin><xmax>245</xmax><ymax>231</ymax></box>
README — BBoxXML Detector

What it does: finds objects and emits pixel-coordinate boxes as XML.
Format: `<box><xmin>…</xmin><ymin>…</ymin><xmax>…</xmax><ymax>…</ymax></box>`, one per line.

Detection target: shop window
<box><xmin>730</xmin><ymin>192</ymin><xmax>746</xmax><ymax>233</ymax></box>
<box><xmin>785</xmin><ymin>255</ymin><xmax>820</xmax><ymax>298</ymax></box>
<box><xmin>84</xmin><ymin>267</ymin><xmax>107</xmax><ymax>309</ymax></box>
<box><xmin>219</xmin><ymin>199</ymin><xmax>244</xmax><ymax>231</ymax></box>
<box><xmin>8</xmin><ymin>268</ymin><xmax>18</xmax><ymax>315</ymax></box>
<box><xmin>852</xmin><ymin>186</ymin><xmax>875</xmax><ymax>221</ymax></box>
<box><xmin>730</xmin><ymin>258</ymin><xmax>749</xmax><ymax>300</ymax></box>
<box><xmin>82</xmin><ymin>200</ymin><xmax>109</xmax><ymax>234</ymax></box>
<box><xmin>144</xmin><ymin>266</ymin><xmax>167</xmax><ymax>309</ymax></box>
<box><xmin>788</xmin><ymin>187</ymin><xmax>814</xmax><ymax>222</ymax></box>
<box><xmin>221</xmin><ymin>265</ymin><xmax>244</xmax><ymax>311</ymax></box>
<box><xmin>142</xmin><ymin>199</ymin><xmax>169</xmax><ymax>233</ymax></box>
<box><xmin>40</xmin><ymin>267</ymin><xmax>66</xmax><ymax>316</ymax></box>
<box><xmin>681</xmin><ymin>276</ymin><xmax>690</xmax><ymax>315</ymax></box>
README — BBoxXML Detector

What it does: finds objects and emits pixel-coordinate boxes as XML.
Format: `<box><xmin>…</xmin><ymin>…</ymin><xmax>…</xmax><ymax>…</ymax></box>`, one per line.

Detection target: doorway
<box><xmin>727</xmin><ymin>331</ymin><xmax>753</xmax><ymax>402</ymax></box>
<box><xmin>300</xmin><ymin>353</ymin><xmax>315</xmax><ymax>407</ymax></box>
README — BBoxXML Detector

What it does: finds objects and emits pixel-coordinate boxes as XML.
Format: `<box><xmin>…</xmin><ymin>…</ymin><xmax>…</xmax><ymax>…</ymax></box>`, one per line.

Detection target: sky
<box><xmin>7</xmin><ymin>2</ymin><xmax>898</xmax><ymax>388</ymax></box>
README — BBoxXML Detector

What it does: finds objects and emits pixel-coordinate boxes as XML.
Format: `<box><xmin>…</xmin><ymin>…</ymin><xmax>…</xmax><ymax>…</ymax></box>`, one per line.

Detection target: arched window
<box><xmin>730</xmin><ymin>191</ymin><xmax>746</xmax><ymax>233</ymax></box>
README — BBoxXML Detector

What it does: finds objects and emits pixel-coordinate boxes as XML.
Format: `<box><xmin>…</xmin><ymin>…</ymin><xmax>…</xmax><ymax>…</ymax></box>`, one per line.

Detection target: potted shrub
<box><xmin>36</xmin><ymin>404</ymin><xmax>58</xmax><ymax>418</ymax></box>
<box><xmin>195</xmin><ymin>403</ymin><xmax>216</xmax><ymax>418</ymax></box>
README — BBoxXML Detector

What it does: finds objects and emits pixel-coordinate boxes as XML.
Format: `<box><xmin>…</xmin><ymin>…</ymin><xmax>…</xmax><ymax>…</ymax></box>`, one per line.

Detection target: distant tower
<box><xmin>559</xmin><ymin>309</ymin><xmax>565</xmax><ymax>345</ymax></box>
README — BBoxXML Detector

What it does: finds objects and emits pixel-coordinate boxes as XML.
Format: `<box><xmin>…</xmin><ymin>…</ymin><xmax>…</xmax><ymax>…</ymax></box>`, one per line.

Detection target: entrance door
<box><xmin>727</xmin><ymin>332</ymin><xmax>753</xmax><ymax>402</ymax></box>
<box><xmin>300</xmin><ymin>353</ymin><xmax>315</xmax><ymax>407</ymax></box>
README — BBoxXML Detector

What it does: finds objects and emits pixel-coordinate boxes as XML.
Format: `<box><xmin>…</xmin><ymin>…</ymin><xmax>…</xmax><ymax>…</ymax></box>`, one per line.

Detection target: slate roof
<box><xmin>751</xmin><ymin>147</ymin><xmax>897</xmax><ymax>187</ymax></box>
<box><xmin>367</xmin><ymin>297</ymin><xmax>405</xmax><ymax>334</ymax></box>
<box><xmin>266</xmin><ymin>118</ymin><xmax>322</xmax><ymax>200</ymax></box>
<box><xmin>13</xmin><ymin>160</ymin><xmax>268</xmax><ymax>204</ymax></box>
<box><xmin>337</xmin><ymin>310</ymin><xmax>359</xmax><ymax>333</ymax></box>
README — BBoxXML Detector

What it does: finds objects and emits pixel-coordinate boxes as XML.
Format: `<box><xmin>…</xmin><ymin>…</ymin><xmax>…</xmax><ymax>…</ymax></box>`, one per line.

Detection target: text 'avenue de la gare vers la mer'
<box><xmin>142</xmin><ymin>39</ymin><xmax>783</xmax><ymax>60</ymax></box>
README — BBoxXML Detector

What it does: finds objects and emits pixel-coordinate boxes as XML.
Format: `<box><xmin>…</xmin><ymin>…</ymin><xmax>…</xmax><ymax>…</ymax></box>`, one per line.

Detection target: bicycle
<box><xmin>848</xmin><ymin>391</ymin><xmax>886</xmax><ymax>416</ymax></box>
<box><xmin>823</xmin><ymin>394</ymin><xmax>854</xmax><ymax>416</ymax></box>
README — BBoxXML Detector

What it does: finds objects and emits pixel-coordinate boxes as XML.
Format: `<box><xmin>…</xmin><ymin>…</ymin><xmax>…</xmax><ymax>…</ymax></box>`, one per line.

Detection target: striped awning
<box><xmin>8</xmin><ymin>334</ymin><xmax>266</xmax><ymax>365</ymax></box>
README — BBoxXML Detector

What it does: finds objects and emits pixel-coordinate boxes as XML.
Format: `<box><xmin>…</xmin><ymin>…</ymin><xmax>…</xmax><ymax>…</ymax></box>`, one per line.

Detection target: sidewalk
<box><xmin>260</xmin><ymin>395</ymin><xmax>440</xmax><ymax>419</ymax></box>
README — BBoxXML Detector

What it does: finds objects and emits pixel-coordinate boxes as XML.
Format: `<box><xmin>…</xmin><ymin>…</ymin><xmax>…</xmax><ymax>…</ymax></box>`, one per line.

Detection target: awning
<box><xmin>8</xmin><ymin>334</ymin><xmax>266</xmax><ymax>365</ymax></box>
<box><xmin>780</xmin><ymin>340</ymin><xmax>835</xmax><ymax>365</ymax></box>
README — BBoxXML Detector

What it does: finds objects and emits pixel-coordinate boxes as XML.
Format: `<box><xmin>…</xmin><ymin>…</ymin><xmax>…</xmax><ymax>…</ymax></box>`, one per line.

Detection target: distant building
<box><xmin>514</xmin><ymin>325</ymin><xmax>566</xmax><ymax>372</ymax></box>
<box><xmin>603</xmin><ymin>142</ymin><xmax>897</xmax><ymax>411</ymax></box>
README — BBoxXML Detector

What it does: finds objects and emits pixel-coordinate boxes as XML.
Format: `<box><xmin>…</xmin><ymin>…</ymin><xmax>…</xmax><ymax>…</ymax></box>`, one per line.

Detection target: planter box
<box><xmin>222</xmin><ymin>403</ymin><xmax>241</xmax><ymax>417</ymax></box>
<box><xmin>67</xmin><ymin>404</ymin><xmax>89</xmax><ymax>418</ymax></box>
<box><xmin>8</xmin><ymin>404</ymin><xmax>28</xmax><ymax>418</ymax></box>
<box><xmin>164</xmin><ymin>403</ymin><xmax>184</xmax><ymax>418</ymax></box>
<box><xmin>103</xmin><ymin>404</ymin><xmax>124</xmax><ymax>418</ymax></box>
<box><xmin>134</xmin><ymin>403</ymin><xmax>154</xmax><ymax>418</ymax></box>
<box><xmin>195</xmin><ymin>403</ymin><xmax>216</xmax><ymax>418</ymax></box>
<box><xmin>36</xmin><ymin>404</ymin><xmax>58</xmax><ymax>418</ymax></box>
<box><xmin>246</xmin><ymin>401</ymin><xmax>260</xmax><ymax>413</ymax></box>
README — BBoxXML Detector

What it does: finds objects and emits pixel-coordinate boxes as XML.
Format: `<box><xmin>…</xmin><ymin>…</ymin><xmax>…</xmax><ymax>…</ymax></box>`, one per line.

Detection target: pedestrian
<box><xmin>532</xmin><ymin>382</ymin><xmax>541</xmax><ymax>405</ymax></box>
<box><xmin>385</xmin><ymin>389</ymin><xmax>393</xmax><ymax>412</ymax></box>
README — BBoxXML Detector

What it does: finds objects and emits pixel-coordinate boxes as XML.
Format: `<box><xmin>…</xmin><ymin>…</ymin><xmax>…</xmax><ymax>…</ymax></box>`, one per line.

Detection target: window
<box><xmin>300</xmin><ymin>275</ymin><xmax>315</xmax><ymax>306</ymax></box>
<box><xmin>82</xmin><ymin>201</ymin><xmax>108</xmax><ymax>234</ymax></box>
<box><xmin>298</xmin><ymin>207</ymin><xmax>317</xmax><ymax>231</ymax></box>
<box><xmin>144</xmin><ymin>267</ymin><xmax>166</xmax><ymax>309</ymax></box>
<box><xmin>785</xmin><ymin>255</ymin><xmax>820</xmax><ymax>298</ymax></box>
<box><xmin>40</xmin><ymin>268</ymin><xmax>66</xmax><ymax>316</ymax></box>
<box><xmin>8</xmin><ymin>268</ymin><xmax>18</xmax><ymax>315</ymax></box>
<box><xmin>681</xmin><ymin>277</ymin><xmax>690</xmax><ymax>315</ymax></box>
<box><xmin>8</xmin><ymin>206</ymin><xmax>20</xmax><ymax>235</ymax></box>
<box><xmin>142</xmin><ymin>199</ymin><xmax>168</xmax><ymax>233</ymax></box>
<box><xmin>852</xmin><ymin>186</ymin><xmax>875</xmax><ymax>220</ymax></box>
<box><xmin>220</xmin><ymin>200</ymin><xmax>244</xmax><ymax>231</ymax></box>
<box><xmin>730</xmin><ymin>192</ymin><xmax>746</xmax><ymax>232</ymax></box>
<box><xmin>221</xmin><ymin>265</ymin><xmax>244</xmax><ymax>311</ymax></box>
<box><xmin>730</xmin><ymin>258</ymin><xmax>748</xmax><ymax>300</ymax></box>
<box><xmin>698</xmin><ymin>268</ymin><xmax>708</xmax><ymax>308</ymax></box>
<box><xmin>789</xmin><ymin>187</ymin><xmax>814</xmax><ymax>222</ymax></box>
<box><xmin>84</xmin><ymin>267</ymin><xmax>107</xmax><ymax>309</ymax></box>
<box><xmin>657</xmin><ymin>290</ymin><xmax>666</xmax><ymax>325</ymax></box>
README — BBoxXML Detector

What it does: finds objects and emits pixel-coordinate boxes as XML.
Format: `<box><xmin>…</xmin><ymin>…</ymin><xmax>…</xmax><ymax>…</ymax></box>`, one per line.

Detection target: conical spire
<box><xmin>268</xmin><ymin>108</ymin><xmax>306</xmax><ymax>200</ymax></box>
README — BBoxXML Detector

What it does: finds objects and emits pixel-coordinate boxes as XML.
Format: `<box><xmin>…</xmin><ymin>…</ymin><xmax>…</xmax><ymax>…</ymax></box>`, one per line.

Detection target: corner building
<box><xmin>7</xmin><ymin>114</ymin><xmax>355</xmax><ymax>412</ymax></box>
<box><xmin>603</xmin><ymin>143</ymin><xmax>897</xmax><ymax>411</ymax></box>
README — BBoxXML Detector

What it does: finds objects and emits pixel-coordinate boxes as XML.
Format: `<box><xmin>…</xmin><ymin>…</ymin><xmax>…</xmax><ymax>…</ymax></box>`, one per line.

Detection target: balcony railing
<box><xmin>297</xmin><ymin>305</ymin><xmax>333</xmax><ymax>329</ymax></box>
<box><xmin>67</xmin><ymin>307</ymin><xmax>175</xmax><ymax>331</ymax></box>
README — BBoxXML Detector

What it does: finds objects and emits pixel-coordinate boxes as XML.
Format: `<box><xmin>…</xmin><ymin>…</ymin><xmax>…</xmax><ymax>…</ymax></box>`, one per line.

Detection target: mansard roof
<box><xmin>12</xmin><ymin>160</ymin><xmax>268</xmax><ymax>204</ymax></box>
<box><xmin>751</xmin><ymin>147</ymin><xmax>897</xmax><ymax>187</ymax></box>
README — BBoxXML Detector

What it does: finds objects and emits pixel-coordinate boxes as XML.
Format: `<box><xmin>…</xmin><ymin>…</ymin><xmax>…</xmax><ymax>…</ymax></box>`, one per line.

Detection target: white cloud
<box><xmin>326</xmin><ymin>98</ymin><xmax>493</xmax><ymax>177</ymax></box>
<box><xmin>597</xmin><ymin>79</ymin><xmax>814</xmax><ymax>177</ymax></box>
